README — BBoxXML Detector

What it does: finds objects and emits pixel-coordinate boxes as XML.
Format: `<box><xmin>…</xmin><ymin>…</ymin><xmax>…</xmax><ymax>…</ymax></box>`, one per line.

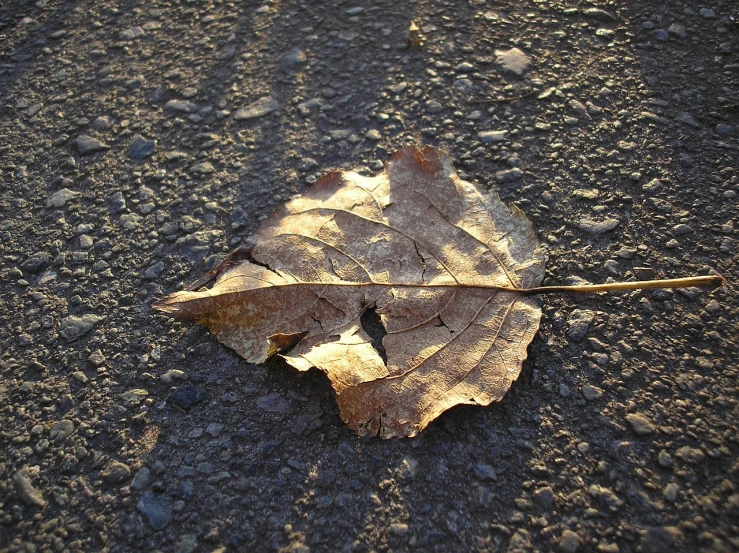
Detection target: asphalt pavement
<box><xmin>1</xmin><ymin>1</ymin><xmax>737</xmax><ymax>552</ymax></box>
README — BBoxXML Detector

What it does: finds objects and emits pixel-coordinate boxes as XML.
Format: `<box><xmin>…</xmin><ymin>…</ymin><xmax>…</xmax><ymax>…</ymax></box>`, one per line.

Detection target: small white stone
<box><xmin>47</xmin><ymin>188</ymin><xmax>80</xmax><ymax>208</ymax></box>
<box><xmin>478</xmin><ymin>130</ymin><xmax>508</xmax><ymax>143</ymax></box>
<box><xmin>160</xmin><ymin>369</ymin><xmax>186</xmax><ymax>384</ymax></box>
<box><xmin>495</xmin><ymin>48</ymin><xmax>531</xmax><ymax>75</ymax></box>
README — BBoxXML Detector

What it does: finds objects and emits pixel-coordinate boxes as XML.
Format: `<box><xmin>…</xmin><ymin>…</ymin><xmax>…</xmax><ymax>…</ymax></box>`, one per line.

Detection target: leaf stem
<box><xmin>523</xmin><ymin>275</ymin><xmax>725</xmax><ymax>295</ymax></box>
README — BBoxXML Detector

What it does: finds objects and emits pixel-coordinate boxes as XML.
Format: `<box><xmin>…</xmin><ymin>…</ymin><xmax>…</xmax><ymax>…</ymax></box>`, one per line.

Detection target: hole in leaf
<box><xmin>360</xmin><ymin>306</ymin><xmax>387</xmax><ymax>365</ymax></box>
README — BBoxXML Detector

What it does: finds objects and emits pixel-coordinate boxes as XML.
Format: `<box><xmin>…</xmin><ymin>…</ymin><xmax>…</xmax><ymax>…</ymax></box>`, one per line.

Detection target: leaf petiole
<box><xmin>522</xmin><ymin>275</ymin><xmax>725</xmax><ymax>295</ymax></box>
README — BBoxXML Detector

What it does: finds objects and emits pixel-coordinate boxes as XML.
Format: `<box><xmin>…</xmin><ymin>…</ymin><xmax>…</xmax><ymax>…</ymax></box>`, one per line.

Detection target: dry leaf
<box><xmin>408</xmin><ymin>20</ymin><xmax>422</xmax><ymax>47</ymax></box>
<box><xmin>154</xmin><ymin>146</ymin><xmax>724</xmax><ymax>438</ymax></box>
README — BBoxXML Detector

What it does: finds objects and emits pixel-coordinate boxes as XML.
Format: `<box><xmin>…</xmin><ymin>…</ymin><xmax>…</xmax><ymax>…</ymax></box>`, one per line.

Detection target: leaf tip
<box><xmin>151</xmin><ymin>296</ymin><xmax>172</xmax><ymax>313</ymax></box>
<box><xmin>151</xmin><ymin>292</ymin><xmax>198</xmax><ymax>320</ymax></box>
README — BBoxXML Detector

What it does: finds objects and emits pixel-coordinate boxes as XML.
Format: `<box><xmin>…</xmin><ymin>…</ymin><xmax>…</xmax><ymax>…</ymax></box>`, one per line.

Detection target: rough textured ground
<box><xmin>1</xmin><ymin>1</ymin><xmax>737</xmax><ymax>552</ymax></box>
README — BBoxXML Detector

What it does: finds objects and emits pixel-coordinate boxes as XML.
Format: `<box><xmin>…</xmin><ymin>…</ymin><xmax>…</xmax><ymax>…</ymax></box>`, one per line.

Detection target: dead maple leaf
<box><xmin>153</xmin><ymin>146</ymin><xmax>724</xmax><ymax>438</ymax></box>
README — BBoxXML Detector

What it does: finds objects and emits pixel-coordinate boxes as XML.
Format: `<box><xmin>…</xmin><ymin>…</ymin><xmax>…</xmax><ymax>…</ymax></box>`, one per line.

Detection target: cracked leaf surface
<box><xmin>154</xmin><ymin>146</ymin><xmax>546</xmax><ymax>438</ymax></box>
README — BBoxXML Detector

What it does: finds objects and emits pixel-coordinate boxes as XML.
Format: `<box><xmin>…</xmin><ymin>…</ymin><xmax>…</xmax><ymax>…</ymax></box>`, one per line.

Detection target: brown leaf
<box><xmin>408</xmin><ymin>20</ymin><xmax>423</xmax><ymax>47</ymax></box>
<box><xmin>153</xmin><ymin>146</ymin><xmax>724</xmax><ymax>438</ymax></box>
<box><xmin>154</xmin><ymin>146</ymin><xmax>546</xmax><ymax>437</ymax></box>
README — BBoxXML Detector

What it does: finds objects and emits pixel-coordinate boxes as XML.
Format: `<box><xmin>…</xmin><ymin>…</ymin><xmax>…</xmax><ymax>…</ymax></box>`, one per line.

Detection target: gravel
<box><xmin>164</xmin><ymin>99</ymin><xmax>199</xmax><ymax>113</ymax></box>
<box><xmin>14</xmin><ymin>470</ymin><xmax>47</xmax><ymax>508</ymax></box>
<box><xmin>137</xmin><ymin>491</ymin><xmax>174</xmax><ymax>530</ymax></box>
<box><xmin>58</xmin><ymin>314</ymin><xmax>105</xmax><ymax>341</ymax></box>
<box><xmin>566</xmin><ymin>309</ymin><xmax>595</xmax><ymax>342</ymax></box>
<box><xmin>495</xmin><ymin>47</ymin><xmax>531</xmax><ymax>75</ymax></box>
<box><xmin>101</xmin><ymin>462</ymin><xmax>132</xmax><ymax>484</ymax></box>
<box><xmin>478</xmin><ymin>130</ymin><xmax>508</xmax><ymax>143</ymax></box>
<box><xmin>234</xmin><ymin>97</ymin><xmax>280</xmax><ymax>120</ymax></box>
<box><xmin>1</xmin><ymin>0</ymin><xmax>736</xmax><ymax>552</ymax></box>
<box><xmin>75</xmin><ymin>134</ymin><xmax>110</xmax><ymax>154</ymax></box>
<box><xmin>46</xmin><ymin>188</ymin><xmax>81</xmax><ymax>208</ymax></box>
<box><xmin>257</xmin><ymin>392</ymin><xmax>293</xmax><ymax>414</ymax></box>
<box><xmin>575</xmin><ymin>217</ymin><xmax>621</xmax><ymax>234</ymax></box>
<box><xmin>129</xmin><ymin>134</ymin><xmax>157</xmax><ymax>160</ymax></box>
<box><xmin>167</xmin><ymin>386</ymin><xmax>206</xmax><ymax>411</ymax></box>
<box><xmin>625</xmin><ymin>412</ymin><xmax>656</xmax><ymax>436</ymax></box>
